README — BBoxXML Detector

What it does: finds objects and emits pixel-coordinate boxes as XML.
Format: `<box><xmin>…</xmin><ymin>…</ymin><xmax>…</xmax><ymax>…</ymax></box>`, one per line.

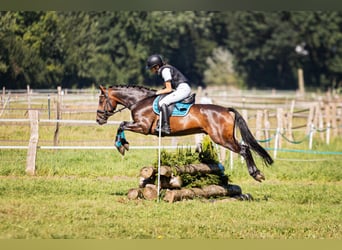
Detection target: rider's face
<box><xmin>150</xmin><ymin>65</ymin><xmax>159</xmax><ymax>74</ymax></box>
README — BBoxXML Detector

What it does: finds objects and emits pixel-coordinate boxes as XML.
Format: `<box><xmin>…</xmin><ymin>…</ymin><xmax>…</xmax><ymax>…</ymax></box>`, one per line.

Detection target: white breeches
<box><xmin>158</xmin><ymin>83</ymin><xmax>191</xmax><ymax>106</ymax></box>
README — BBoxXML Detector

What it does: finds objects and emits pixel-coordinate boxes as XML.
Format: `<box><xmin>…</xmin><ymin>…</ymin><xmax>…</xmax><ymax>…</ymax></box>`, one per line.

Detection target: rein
<box><xmin>97</xmin><ymin>91</ymin><xmax>127</xmax><ymax>119</ymax></box>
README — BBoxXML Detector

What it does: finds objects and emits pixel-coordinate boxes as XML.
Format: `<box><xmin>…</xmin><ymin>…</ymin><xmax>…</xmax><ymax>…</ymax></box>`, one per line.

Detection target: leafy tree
<box><xmin>0</xmin><ymin>11</ymin><xmax>341</xmax><ymax>91</ymax></box>
<box><xmin>204</xmin><ymin>47</ymin><xmax>243</xmax><ymax>88</ymax></box>
<box><xmin>0</xmin><ymin>11</ymin><xmax>46</xmax><ymax>88</ymax></box>
<box><xmin>288</xmin><ymin>11</ymin><xmax>342</xmax><ymax>89</ymax></box>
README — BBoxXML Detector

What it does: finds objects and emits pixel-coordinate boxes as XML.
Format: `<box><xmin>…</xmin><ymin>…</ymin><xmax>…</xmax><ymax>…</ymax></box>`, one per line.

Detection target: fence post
<box><xmin>287</xmin><ymin>100</ymin><xmax>295</xmax><ymax>141</ymax></box>
<box><xmin>263</xmin><ymin>109</ymin><xmax>270</xmax><ymax>148</ymax></box>
<box><xmin>54</xmin><ymin>86</ymin><xmax>62</xmax><ymax>146</ymax></box>
<box><xmin>276</xmin><ymin>108</ymin><xmax>283</xmax><ymax>148</ymax></box>
<box><xmin>273</xmin><ymin>128</ymin><xmax>280</xmax><ymax>160</ymax></box>
<box><xmin>48</xmin><ymin>94</ymin><xmax>51</xmax><ymax>120</ymax></box>
<box><xmin>297</xmin><ymin>68</ymin><xmax>305</xmax><ymax>95</ymax></box>
<box><xmin>27</xmin><ymin>85</ymin><xmax>31</xmax><ymax>110</ymax></box>
<box><xmin>26</xmin><ymin>110</ymin><xmax>39</xmax><ymax>175</ymax></box>
<box><xmin>309</xmin><ymin>123</ymin><xmax>314</xmax><ymax>150</ymax></box>
<box><xmin>330</xmin><ymin>103</ymin><xmax>337</xmax><ymax>136</ymax></box>
<box><xmin>256</xmin><ymin>110</ymin><xmax>263</xmax><ymax>140</ymax></box>
<box><xmin>306</xmin><ymin>105</ymin><xmax>315</xmax><ymax>135</ymax></box>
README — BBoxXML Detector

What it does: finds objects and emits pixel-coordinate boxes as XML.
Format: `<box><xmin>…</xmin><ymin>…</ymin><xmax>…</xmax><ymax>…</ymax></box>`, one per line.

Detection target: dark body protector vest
<box><xmin>158</xmin><ymin>64</ymin><xmax>190</xmax><ymax>89</ymax></box>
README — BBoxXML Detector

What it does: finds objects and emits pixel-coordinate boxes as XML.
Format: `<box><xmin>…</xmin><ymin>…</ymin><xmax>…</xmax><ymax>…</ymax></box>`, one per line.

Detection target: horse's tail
<box><xmin>228</xmin><ymin>107</ymin><xmax>274</xmax><ymax>166</ymax></box>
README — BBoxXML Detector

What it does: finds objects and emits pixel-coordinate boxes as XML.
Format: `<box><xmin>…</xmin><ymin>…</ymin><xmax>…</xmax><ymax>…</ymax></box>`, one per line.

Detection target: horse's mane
<box><xmin>109</xmin><ymin>85</ymin><xmax>156</xmax><ymax>93</ymax></box>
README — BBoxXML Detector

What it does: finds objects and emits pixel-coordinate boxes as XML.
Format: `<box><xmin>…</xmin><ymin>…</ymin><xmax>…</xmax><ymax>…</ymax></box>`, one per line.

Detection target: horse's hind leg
<box><xmin>214</xmin><ymin>134</ymin><xmax>265</xmax><ymax>182</ymax></box>
<box><xmin>240</xmin><ymin>144</ymin><xmax>265</xmax><ymax>182</ymax></box>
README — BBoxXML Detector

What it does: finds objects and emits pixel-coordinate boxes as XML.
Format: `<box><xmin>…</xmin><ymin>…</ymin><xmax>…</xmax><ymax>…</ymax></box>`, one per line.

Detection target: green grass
<box><xmin>0</xmin><ymin>145</ymin><xmax>341</xmax><ymax>239</ymax></box>
<box><xmin>0</xmin><ymin>175</ymin><xmax>340</xmax><ymax>239</ymax></box>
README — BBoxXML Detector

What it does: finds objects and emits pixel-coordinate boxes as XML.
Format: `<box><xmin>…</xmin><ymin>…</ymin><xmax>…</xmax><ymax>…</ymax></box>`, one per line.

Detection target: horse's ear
<box><xmin>99</xmin><ymin>85</ymin><xmax>106</xmax><ymax>93</ymax></box>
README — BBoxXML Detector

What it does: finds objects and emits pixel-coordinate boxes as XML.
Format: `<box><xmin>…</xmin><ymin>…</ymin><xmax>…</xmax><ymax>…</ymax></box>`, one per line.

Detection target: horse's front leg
<box><xmin>114</xmin><ymin>121</ymin><xmax>150</xmax><ymax>155</ymax></box>
<box><xmin>119</xmin><ymin>121</ymin><xmax>150</xmax><ymax>134</ymax></box>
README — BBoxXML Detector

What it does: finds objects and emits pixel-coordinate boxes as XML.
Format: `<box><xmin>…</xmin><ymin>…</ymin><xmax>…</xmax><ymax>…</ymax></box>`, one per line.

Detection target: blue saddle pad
<box><xmin>153</xmin><ymin>96</ymin><xmax>193</xmax><ymax>117</ymax></box>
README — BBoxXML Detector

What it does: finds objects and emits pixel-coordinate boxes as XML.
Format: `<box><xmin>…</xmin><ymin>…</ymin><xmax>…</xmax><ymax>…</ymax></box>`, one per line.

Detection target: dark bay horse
<box><xmin>96</xmin><ymin>85</ymin><xmax>273</xmax><ymax>182</ymax></box>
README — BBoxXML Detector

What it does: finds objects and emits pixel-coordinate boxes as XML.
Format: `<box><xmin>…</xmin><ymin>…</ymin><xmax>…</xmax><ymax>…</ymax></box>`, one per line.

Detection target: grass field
<box><xmin>0</xmin><ymin>140</ymin><xmax>341</xmax><ymax>239</ymax></box>
<box><xmin>0</xmin><ymin>91</ymin><xmax>341</xmax><ymax>239</ymax></box>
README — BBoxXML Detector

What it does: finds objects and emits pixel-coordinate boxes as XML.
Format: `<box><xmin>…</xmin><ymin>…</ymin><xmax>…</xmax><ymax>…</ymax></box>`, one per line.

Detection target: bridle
<box><xmin>97</xmin><ymin>88</ymin><xmax>156</xmax><ymax>122</ymax></box>
<box><xmin>97</xmin><ymin>90</ymin><xmax>127</xmax><ymax>121</ymax></box>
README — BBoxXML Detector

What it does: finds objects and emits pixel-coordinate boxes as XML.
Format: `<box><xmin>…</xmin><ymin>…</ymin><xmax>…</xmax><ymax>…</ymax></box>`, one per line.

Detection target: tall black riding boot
<box><xmin>156</xmin><ymin>104</ymin><xmax>171</xmax><ymax>135</ymax></box>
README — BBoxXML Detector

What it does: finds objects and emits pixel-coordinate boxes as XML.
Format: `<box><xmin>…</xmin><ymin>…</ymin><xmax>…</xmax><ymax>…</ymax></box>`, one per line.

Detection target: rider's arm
<box><xmin>156</xmin><ymin>67</ymin><xmax>173</xmax><ymax>95</ymax></box>
<box><xmin>156</xmin><ymin>81</ymin><xmax>172</xmax><ymax>95</ymax></box>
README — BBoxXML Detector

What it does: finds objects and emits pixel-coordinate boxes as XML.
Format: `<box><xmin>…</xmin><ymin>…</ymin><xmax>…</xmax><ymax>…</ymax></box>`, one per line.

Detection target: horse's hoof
<box><xmin>117</xmin><ymin>145</ymin><xmax>125</xmax><ymax>156</ymax></box>
<box><xmin>233</xmin><ymin>193</ymin><xmax>253</xmax><ymax>201</ymax></box>
<box><xmin>123</xmin><ymin>143</ymin><xmax>129</xmax><ymax>151</ymax></box>
<box><xmin>254</xmin><ymin>173</ymin><xmax>265</xmax><ymax>182</ymax></box>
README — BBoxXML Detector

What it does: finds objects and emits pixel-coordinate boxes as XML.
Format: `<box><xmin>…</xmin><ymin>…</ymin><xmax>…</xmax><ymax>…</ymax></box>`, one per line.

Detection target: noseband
<box><xmin>97</xmin><ymin>90</ymin><xmax>126</xmax><ymax>120</ymax></box>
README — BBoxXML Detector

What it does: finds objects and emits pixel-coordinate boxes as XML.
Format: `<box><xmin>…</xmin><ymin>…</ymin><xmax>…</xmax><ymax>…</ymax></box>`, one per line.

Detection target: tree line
<box><xmin>0</xmin><ymin>11</ymin><xmax>341</xmax><ymax>90</ymax></box>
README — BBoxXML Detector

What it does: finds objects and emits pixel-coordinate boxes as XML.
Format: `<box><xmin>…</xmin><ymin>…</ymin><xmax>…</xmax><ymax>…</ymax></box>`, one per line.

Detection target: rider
<box><xmin>146</xmin><ymin>54</ymin><xmax>191</xmax><ymax>135</ymax></box>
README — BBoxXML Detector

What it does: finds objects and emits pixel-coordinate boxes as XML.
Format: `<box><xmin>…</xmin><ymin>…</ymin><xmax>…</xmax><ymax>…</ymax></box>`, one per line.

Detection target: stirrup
<box><xmin>155</xmin><ymin>124</ymin><xmax>171</xmax><ymax>135</ymax></box>
<box><xmin>161</xmin><ymin>126</ymin><xmax>171</xmax><ymax>135</ymax></box>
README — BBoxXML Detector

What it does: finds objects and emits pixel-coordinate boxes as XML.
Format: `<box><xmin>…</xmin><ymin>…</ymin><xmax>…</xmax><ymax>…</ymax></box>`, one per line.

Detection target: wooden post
<box><xmin>273</xmin><ymin>128</ymin><xmax>280</xmax><ymax>159</ymax></box>
<box><xmin>309</xmin><ymin>123</ymin><xmax>314</xmax><ymax>150</ymax></box>
<box><xmin>26</xmin><ymin>110</ymin><xmax>39</xmax><ymax>175</ymax></box>
<box><xmin>313</xmin><ymin>103</ymin><xmax>320</xmax><ymax>130</ymax></box>
<box><xmin>330</xmin><ymin>103</ymin><xmax>337</xmax><ymax>137</ymax></box>
<box><xmin>27</xmin><ymin>85</ymin><xmax>31</xmax><ymax>109</ymax></box>
<box><xmin>255</xmin><ymin>110</ymin><xmax>263</xmax><ymax>140</ymax></box>
<box><xmin>54</xmin><ymin>86</ymin><xmax>62</xmax><ymax>146</ymax></box>
<box><xmin>287</xmin><ymin>100</ymin><xmax>295</xmax><ymax>141</ymax></box>
<box><xmin>318</xmin><ymin>103</ymin><xmax>324</xmax><ymax>140</ymax></box>
<box><xmin>263</xmin><ymin>109</ymin><xmax>270</xmax><ymax>148</ymax></box>
<box><xmin>298</xmin><ymin>68</ymin><xmax>305</xmax><ymax>95</ymax></box>
<box><xmin>276</xmin><ymin>108</ymin><xmax>283</xmax><ymax>148</ymax></box>
<box><xmin>306</xmin><ymin>105</ymin><xmax>315</xmax><ymax>135</ymax></box>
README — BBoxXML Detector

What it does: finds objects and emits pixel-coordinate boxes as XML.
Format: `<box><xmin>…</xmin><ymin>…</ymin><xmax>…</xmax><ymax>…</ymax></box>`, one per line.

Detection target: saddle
<box><xmin>152</xmin><ymin>93</ymin><xmax>196</xmax><ymax>117</ymax></box>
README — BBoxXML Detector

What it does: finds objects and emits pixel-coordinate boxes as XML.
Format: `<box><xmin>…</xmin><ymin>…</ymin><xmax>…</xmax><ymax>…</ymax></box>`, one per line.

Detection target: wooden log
<box><xmin>158</xmin><ymin>175</ymin><xmax>183</xmax><ymax>189</ymax></box>
<box><xmin>169</xmin><ymin>175</ymin><xmax>183</xmax><ymax>188</ymax></box>
<box><xmin>160</xmin><ymin>163</ymin><xmax>223</xmax><ymax>176</ymax></box>
<box><xmin>127</xmin><ymin>188</ymin><xmax>143</xmax><ymax>200</ymax></box>
<box><xmin>139</xmin><ymin>166</ymin><xmax>156</xmax><ymax>187</ymax></box>
<box><xmin>139</xmin><ymin>163</ymin><xmax>223</xmax><ymax>189</ymax></box>
<box><xmin>138</xmin><ymin>176</ymin><xmax>155</xmax><ymax>188</ymax></box>
<box><xmin>127</xmin><ymin>185</ymin><xmax>158</xmax><ymax>200</ymax></box>
<box><xmin>142</xmin><ymin>185</ymin><xmax>158</xmax><ymax>200</ymax></box>
<box><xmin>140</xmin><ymin>166</ymin><xmax>156</xmax><ymax>179</ymax></box>
<box><xmin>163</xmin><ymin>184</ymin><xmax>242</xmax><ymax>203</ymax></box>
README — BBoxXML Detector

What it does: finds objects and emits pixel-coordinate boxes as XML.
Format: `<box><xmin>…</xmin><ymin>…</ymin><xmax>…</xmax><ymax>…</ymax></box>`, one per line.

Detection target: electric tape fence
<box><xmin>254</xmin><ymin>124</ymin><xmax>342</xmax><ymax>162</ymax></box>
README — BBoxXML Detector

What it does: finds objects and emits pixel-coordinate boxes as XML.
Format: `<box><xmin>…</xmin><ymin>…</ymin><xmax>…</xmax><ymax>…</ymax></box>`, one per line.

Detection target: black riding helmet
<box><xmin>146</xmin><ymin>54</ymin><xmax>164</xmax><ymax>69</ymax></box>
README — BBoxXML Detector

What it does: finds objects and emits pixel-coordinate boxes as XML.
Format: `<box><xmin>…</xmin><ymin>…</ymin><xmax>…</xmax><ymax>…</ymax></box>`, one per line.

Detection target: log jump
<box><xmin>128</xmin><ymin>163</ymin><xmax>253</xmax><ymax>203</ymax></box>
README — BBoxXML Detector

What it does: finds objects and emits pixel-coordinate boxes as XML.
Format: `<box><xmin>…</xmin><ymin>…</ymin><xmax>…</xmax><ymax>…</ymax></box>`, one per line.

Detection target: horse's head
<box><xmin>96</xmin><ymin>85</ymin><xmax>118</xmax><ymax>125</ymax></box>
